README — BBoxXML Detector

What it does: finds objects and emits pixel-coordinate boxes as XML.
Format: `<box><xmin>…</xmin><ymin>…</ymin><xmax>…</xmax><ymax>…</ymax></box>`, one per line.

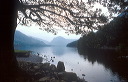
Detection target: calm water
<box><xmin>15</xmin><ymin>46</ymin><xmax>128</xmax><ymax>82</ymax></box>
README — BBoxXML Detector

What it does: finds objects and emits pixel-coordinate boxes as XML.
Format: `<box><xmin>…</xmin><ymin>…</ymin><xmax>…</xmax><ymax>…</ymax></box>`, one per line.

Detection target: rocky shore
<box><xmin>17</xmin><ymin>60</ymin><xmax>87</xmax><ymax>82</ymax></box>
<box><xmin>15</xmin><ymin>50</ymin><xmax>87</xmax><ymax>82</ymax></box>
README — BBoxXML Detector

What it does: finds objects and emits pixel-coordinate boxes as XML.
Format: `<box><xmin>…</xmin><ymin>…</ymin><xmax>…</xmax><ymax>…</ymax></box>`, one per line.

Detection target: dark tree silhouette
<box><xmin>0</xmin><ymin>0</ymin><xmax>19</xmax><ymax>81</ymax></box>
<box><xmin>0</xmin><ymin>0</ymin><xmax>128</xmax><ymax>81</ymax></box>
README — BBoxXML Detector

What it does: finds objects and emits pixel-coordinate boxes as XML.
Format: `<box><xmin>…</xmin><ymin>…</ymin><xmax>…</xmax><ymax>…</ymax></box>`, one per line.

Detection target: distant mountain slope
<box><xmin>14</xmin><ymin>31</ymin><xmax>47</xmax><ymax>47</ymax></box>
<box><xmin>50</xmin><ymin>36</ymin><xmax>76</xmax><ymax>47</ymax></box>
<box><xmin>67</xmin><ymin>41</ymin><xmax>78</xmax><ymax>47</ymax></box>
<box><xmin>32</xmin><ymin>37</ymin><xmax>50</xmax><ymax>45</ymax></box>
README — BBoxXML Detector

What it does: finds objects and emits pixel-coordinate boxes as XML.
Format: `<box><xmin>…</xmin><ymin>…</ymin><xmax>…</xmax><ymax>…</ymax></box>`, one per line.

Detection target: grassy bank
<box><xmin>15</xmin><ymin>50</ymin><xmax>31</xmax><ymax>57</ymax></box>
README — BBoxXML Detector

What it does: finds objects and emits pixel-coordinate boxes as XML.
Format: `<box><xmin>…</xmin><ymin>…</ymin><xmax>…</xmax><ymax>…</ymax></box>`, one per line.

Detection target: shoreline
<box><xmin>16</xmin><ymin>50</ymin><xmax>87</xmax><ymax>82</ymax></box>
<box><xmin>17</xmin><ymin>60</ymin><xmax>87</xmax><ymax>82</ymax></box>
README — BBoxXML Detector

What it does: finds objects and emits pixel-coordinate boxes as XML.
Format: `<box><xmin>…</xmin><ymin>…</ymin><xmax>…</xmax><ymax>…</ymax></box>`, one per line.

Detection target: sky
<box><xmin>16</xmin><ymin>25</ymin><xmax>81</xmax><ymax>42</ymax></box>
<box><xmin>16</xmin><ymin>2</ymin><xmax>109</xmax><ymax>42</ymax></box>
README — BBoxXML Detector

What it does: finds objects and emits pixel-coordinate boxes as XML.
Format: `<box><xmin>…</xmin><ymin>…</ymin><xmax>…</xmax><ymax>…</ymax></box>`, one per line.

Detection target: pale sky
<box><xmin>16</xmin><ymin>2</ymin><xmax>109</xmax><ymax>42</ymax></box>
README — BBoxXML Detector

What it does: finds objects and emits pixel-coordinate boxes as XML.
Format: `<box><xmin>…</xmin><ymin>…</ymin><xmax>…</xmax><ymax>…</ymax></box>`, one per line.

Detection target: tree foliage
<box><xmin>17</xmin><ymin>0</ymin><xmax>128</xmax><ymax>34</ymax></box>
<box><xmin>17</xmin><ymin>0</ymin><xmax>115</xmax><ymax>34</ymax></box>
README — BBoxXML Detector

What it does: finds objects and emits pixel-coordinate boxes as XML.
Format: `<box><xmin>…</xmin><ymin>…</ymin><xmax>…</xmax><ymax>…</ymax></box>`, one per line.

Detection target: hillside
<box><xmin>67</xmin><ymin>41</ymin><xmax>78</xmax><ymax>47</ymax></box>
<box><xmin>77</xmin><ymin>12</ymin><xmax>128</xmax><ymax>51</ymax></box>
<box><xmin>50</xmin><ymin>36</ymin><xmax>76</xmax><ymax>47</ymax></box>
<box><xmin>14</xmin><ymin>31</ymin><xmax>47</xmax><ymax>47</ymax></box>
<box><xmin>32</xmin><ymin>37</ymin><xmax>50</xmax><ymax>45</ymax></box>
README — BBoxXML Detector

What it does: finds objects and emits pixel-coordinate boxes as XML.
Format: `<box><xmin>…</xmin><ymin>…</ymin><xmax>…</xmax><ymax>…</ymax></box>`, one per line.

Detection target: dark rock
<box><xmin>82</xmin><ymin>74</ymin><xmax>86</xmax><ymax>76</ymax></box>
<box><xmin>38</xmin><ymin>77</ymin><xmax>50</xmax><ymax>82</ymax></box>
<box><xmin>34</xmin><ymin>72</ymin><xmax>43</xmax><ymax>79</ymax></box>
<box><xmin>18</xmin><ymin>61</ymin><xmax>87</xmax><ymax>82</ymax></box>
<box><xmin>50</xmin><ymin>64</ymin><xmax>57</xmax><ymax>71</ymax></box>
<box><xmin>57</xmin><ymin>61</ymin><xmax>65</xmax><ymax>72</ymax></box>
<box><xmin>58</xmin><ymin>72</ymin><xmax>78</xmax><ymax>82</ymax></box>
<box><xmin>33</xmin><ymin>65</ymin><xmax>40</xmax><ymax>70</ymax></box>
<box><xmin>42</xmin><ymin>63</ymin><xmax>50</xmax><ymax>71</ymax></box>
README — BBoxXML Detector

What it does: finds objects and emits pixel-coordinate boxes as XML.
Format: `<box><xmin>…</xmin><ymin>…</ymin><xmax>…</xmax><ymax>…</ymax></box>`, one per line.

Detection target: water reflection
<box><xmin>51</xmin><ymin>47</ymin><xmax>78</xmax><ymax>56</ymax></box>
<box><xmin>78</xmin><ymin>49</ymin><xmax>128</xmax><ymax>81</ymax></box>
<box><xmin>51</xmin><ymin>47</ymin><xmax>66</xmax><ymax>56</ymax></box>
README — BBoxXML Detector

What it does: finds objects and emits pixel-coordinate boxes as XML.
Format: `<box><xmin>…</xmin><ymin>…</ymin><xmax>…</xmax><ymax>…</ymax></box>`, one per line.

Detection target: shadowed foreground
<box><xmin>16</xmin><ymin>60</ymin><xmax>86</xmax><ymax>82</ymax></box>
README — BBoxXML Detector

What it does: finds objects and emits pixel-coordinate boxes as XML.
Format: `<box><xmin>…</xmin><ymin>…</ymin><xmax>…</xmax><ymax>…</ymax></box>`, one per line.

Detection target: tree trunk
<box><xmin>0</xmin><ymin>0</ymin><xmax>18</xmax><ymax>81</ymax></box>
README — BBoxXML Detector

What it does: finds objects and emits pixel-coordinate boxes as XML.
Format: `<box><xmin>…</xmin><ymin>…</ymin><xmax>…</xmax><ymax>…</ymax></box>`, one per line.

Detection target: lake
<box><xmin>15</xmin><ymin>46</ymin><xmax>128</xmax><ymax>82</ymax></box>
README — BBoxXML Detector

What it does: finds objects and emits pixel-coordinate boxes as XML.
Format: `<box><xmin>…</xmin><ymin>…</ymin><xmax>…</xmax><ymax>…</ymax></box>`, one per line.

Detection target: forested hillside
<box><xmin>78</xmin><ymin>16</ymin><xmax>128</xmax><ymax>51</ymax></box>
<box><xmin>67</xmin><ymin>41</ymin><xmax>78</xmax><ymax>47</ymax></box>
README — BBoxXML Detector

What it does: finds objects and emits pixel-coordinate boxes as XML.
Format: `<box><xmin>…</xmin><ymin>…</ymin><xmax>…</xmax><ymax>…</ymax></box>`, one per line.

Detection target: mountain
<box><xmin>50</xmin><ymin>36</ymin><xmax>76</xmax><ymax>47</ymax></box>
<box><xmin>67</xmin><ymin>40</ymin><xmax>78</xmax><ymax>47</ymax></box>
<box><xmin>32</xmin><ymin>37</ymin><xmax>50</xmax><ymax>45</ymax></box>
<box><xmin>14</xmin><ymin>31</ymin><xmax>47</xmax><ymax>47</ymax></box>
